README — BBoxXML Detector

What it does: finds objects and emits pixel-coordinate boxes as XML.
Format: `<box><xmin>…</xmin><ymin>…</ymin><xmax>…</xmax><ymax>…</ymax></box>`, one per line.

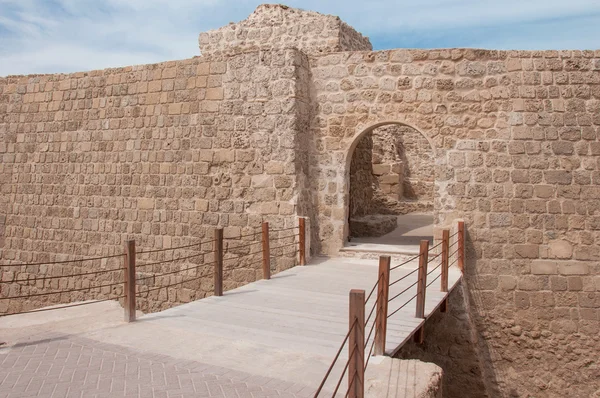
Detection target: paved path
<box><xmin>0</xmin><ymin>334</ymin><xmax>313</xmax><ymax>397</ymax></box>
<box><xmin>0</xmin><ymin>256</ymin><xmax>461</xmax><ymax>397</ymax></box>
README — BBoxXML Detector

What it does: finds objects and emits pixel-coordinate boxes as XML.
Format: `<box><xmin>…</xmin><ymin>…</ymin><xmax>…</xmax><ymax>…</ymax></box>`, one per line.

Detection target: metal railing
<box><xmin>314</xmin><ymin>220</ymin><xmax>466</xmax><ymax>398</ymax></box>
<box><xmin>0</xmin><ymin>218</ymin><xmax>309</xmax><ymax>319</ymax></box>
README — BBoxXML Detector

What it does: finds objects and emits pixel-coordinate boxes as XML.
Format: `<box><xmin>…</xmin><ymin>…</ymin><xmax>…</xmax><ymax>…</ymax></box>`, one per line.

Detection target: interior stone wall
<box><xmin>349</xmin><ymin>134</ymin><xmax>374</xmax><ymax>218</ymax></box>
<box><xmin>0</xmin><ymin>49</ymin><xmax>306</xmax><ymax>314</ymax></box>
<box><xmin>309</xmin><ymin>48</ymin><xmax>600</xmax><ymax>397</ymax></box>
<box><xmin>349</xmin><ymin>124</ymin><xmax>435</xmax><ymax>220</ymax></box>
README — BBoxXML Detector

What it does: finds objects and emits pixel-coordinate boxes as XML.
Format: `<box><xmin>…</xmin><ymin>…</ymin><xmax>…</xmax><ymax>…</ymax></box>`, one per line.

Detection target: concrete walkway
<box><xmin>0</xmin><ymin>256</ymin><xmax>461</xmax><ymax>397</ymax></box>
<box><xmin>344</xmin><ymin>213</ymin><xmax>434</xmax><ymax>256</ymax></box>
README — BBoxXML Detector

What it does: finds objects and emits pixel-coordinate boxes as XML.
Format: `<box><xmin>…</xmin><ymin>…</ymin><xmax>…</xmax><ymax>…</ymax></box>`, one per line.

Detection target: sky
<box><xmin>0</xmin><ymin>0</ymin><xmax>599</xmax><ymax>76</ymax></box>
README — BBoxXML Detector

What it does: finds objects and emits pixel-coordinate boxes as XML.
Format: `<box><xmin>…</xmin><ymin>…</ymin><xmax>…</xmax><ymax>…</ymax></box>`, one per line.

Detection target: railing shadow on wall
<box><xmin>0</xmin><ymin>217</ymin><xmax>309</xmax><ymax>320</ymax></box>
<box><xmin>314</xmin><ymin>221</ymin><xmax>465</xmax><ymax>398</ymax></box>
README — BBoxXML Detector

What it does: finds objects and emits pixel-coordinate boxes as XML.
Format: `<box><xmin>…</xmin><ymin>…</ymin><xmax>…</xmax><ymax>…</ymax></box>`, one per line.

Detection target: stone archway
<box><xmin>344</xmin><ymin>122</ymin><xmax>436</xmax><ymax>247</ymax></box>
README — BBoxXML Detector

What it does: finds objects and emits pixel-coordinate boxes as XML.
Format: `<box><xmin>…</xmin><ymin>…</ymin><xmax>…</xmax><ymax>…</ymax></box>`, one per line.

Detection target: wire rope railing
<box><xmin>0</xmin><ymin>279</ymin><xmax>124</xmax><ymax>301</ymax></box>
<box><xmin>313</xmin><ymin>320</ymin><xmax>357</xmax><ymax>397</ymax></box>
<box><xmin>390</xmin><ymin>254</ymin><xmax>419</xmax><ymax>271</ymax></box>
<box><xmin>6</xmin><ymin>266</ymin><xmax>123</xmax><ymax>284</ymax></box>
<box><xmin>389</xmin><ymin>267</ymin><xmax>418</xmax><ymax>287</ymax></box>
<box><xmin>333</xmin><ymin>344</ymin><xmax>356</xmax><ymax>398</ymax></box>
<box><xmin>136</xmin><ymin>238</ymin><xmax>217</xmax><ymax>255</ymax></box>
<box><xmin>0</xmin><ymin>252</ymin><xmax>125</xmax><ymax>268</ymax></box>
<box><xmin>388</xmin><ymin>279</ymin><xmax>419</xmax><ymax>304</ymax></box>
<box><xmin>315</xmin><ymin>222</ymin><xmax>467</xmax><ymax>397</ymax></box>
<box><xmin>0</xmin><ymin>218</ymin><xmax>309</xmax><ymax>321</ymax></box>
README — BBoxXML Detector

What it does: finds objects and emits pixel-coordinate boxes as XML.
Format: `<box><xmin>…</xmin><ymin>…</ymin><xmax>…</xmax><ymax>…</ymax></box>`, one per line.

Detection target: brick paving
<box><xmin>0</xmin><ymin>334</ymin><xmax>315</xmax><ymax>398</ymax></box>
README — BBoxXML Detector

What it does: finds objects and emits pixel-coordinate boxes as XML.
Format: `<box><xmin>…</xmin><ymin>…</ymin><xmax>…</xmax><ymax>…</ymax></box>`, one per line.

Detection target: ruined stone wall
<box><xmin>376</xmin><ymin>125</ymin><xmax>434</xmax><ymax>201</ymax></box>
<box><xmin>349</xmin><ymin>124</ymin><xmax>435</xmax><ymax>219</ymax></box>
<box><xmin>349</xmin><ymin>134</ymin><xmax>374</xmax><ymax>218</ymax></box>
<box><xmin>199</xmin><ymin>4</ymin><xmax>372</xmax><ymax>57</ymax></box>
<box><xmin>308</xmin><ymin>48</ymin><xmax>600</xmax><ymax>397</ymax></box>
<box><xmin>0</xmin><ymin>49</ymin><xmax>306</xmax><ymax>314</ymax></box>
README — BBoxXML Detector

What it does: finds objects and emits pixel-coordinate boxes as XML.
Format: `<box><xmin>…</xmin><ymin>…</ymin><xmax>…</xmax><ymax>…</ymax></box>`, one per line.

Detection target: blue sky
<box><xmin>0</xmin><ymin>0</ymin><xmax>599</xmax><ymax>76</ymax></box>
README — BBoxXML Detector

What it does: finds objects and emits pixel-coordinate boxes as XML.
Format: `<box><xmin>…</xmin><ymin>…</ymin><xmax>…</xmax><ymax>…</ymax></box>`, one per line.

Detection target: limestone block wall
<box><xmin>374</xmin><ymin>125</ymin><xmax>434</xmax><ymax>201</ymax></box>
<box><xmin>0</xmin><ymin>49</ymin><xmax>306</xmax><ymax>314</ymax></box>
<box><xmin>199</xmin><ymin>4</ymin><xmax>372</xmax><ymax>57</ymax></box>
<box><xmin>308</xmin><ymin>48</ymin><xmax>600</xmax><ymax>397</ymax></box>
<box><xmin>349</xmin><ymin>133</ymin><xmax>374</xmax><ymax>218</ymax></box>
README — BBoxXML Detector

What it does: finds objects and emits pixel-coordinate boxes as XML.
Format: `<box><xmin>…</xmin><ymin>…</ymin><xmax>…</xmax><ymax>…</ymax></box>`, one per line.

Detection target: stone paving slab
<box><xmin>0</xmin><ymin>334</ymin><xmax>315</xmax><ymax>398</ymax></box>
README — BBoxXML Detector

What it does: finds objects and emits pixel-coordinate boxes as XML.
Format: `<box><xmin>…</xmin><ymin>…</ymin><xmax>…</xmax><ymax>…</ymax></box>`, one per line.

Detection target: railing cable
<box><xmin>428</xmin><ymin>251</ymin><xmax>442</xmax><ymax>262</ymax></box>
<box><xmin>226</xmin><ymin>240</ymin><xmax>261</xmax><ymax>251</ymax></box>
<box><xmin>427</xmin><ymin>273</ymin><xmax>442</xmax><ymax>288</ymax></box>
<box><xmin>0</xmin><ymin>253</ymin><xmax>125</xmax><ymax>268</ymax></box>
<box><xmin>343</xmin><ymin>367</ymin><xmax>357</xmax><ymax>398</ymax></box>
<box><xmin>364</xmin><ymin>279</ymin><xmax>378</xmax><ymax>305</ymax></box>
<box><xmin>390</xmin><ymin>254</ymin><xmax>419</xmax><ymax>271</ymax></box>
<box><xmin>363</xmin><ymin>318</ymin><xmax>376</xmax><ymax>350</ymax></box>
<box><xmin>389</xmin><ymin>268</ymin><xmax>418</xmax><ymax>287</ymax></box>
<box><xmin>335</xmin><ymin>346</ymin><xmax>356</xmax><ymax>398</ymax></box>
<box><xmin>270</xmin><ymin>226</ymin><xmax>298</xmax><ymax>234</ymax></box>
<box><xmin>136</xmin><ymin>252</ymin><xmax>206</xmax><ymax>269</ymax></box>
<box><xmin>137</xmin><ymin>260</ymin><xmax>218</xmax><ymax>283</ymax></box>
<box><xmin>269</xmin><ymin>241</ymin><xmax>299</xmax><ymax>251</ymax></box>
<box><xmin>136</xmin><ymin>239</ymin><xmax>216</xmax><ymax>255</ymax></box>
<box><xmin>387</xmin><ymin>292</ymin><xmax>419</xmax><ymax>318</ymax></box>
<box><xmin>448</xmin><ymin>248</ymin><xmax>460</xmax><ymax>259</ymax></box>
<box><xmin>364</xmin><ymin>334</ymin><xmax>377</xmax><ymax>372</ymax></box>
<box><xmin>427</xmin><ymin>262</ymin><xmax>442</xmax><ymax>276</ymax></box>
<box><xmin>388</xmin><ymin>279</ymin><xmax>419</xmax><ymax>303</ymax></box>
<box><xmin>313</xmin><ymin>320</ymin><xmax>357</xmax><ymax>397</ymax></box>
<box><xmin>0</xmin><ymin>280</ymin><xmax>124</xmax><ymax>300</ymax></box>
<box><xmin>1</xmin><ymin>266</ymin><xmax>123</xmax><ymax>284</ymax></box>
<box><xmin>428</xmin><ymin>241</ymin><xmax>442</xmax><ymax>252</ymax></box>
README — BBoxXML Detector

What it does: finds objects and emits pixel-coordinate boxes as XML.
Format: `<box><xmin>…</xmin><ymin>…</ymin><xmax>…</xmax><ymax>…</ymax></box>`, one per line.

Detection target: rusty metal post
<box><xmin>262</xmin><ymin>222</ymin><xmax>271</xmax><ymax>280</ymax></box>
<box><xmin>415</xmin><ymin>240</ymin><xmax>429</xmax><ymax>319</ymax></box>
<box><xmin>124</xmin><ymin>240</ymin><xmax>136</xmax><ymax>323</ymax></box>
<box><xmin>441</xmin><ymin>229</ymin><xmax>450</xmax><ymax>293</ymax></box>
<box><xmin>414</xmin><ymin>240</ymin><xmax>429</xmax><ymax>344</ymax></box>
<box><xmin>299</xmin><ymin>217</ymin><xmax>306</xmax><ymax>266</ymax></box>
<box><xmin>214</xmin><ymin>228</ymin><xmax>223</xmax><ymax>296</ymax></box>
<box><xmin>458</xmin><ymin>221</ymin><xmax>465</xmax><ymax>272</ymax></box>
<box><xmin>441</xmin><ymin>229</ymin><xmax>450</xmax><ymax>313</ymax></box>
<box><xmin>349</xmin><ymin>289</ymin><xmax>365</xmax><ymax>398</ymax></box>
<box><xmin>374</xmin><ymin>256</ymin><xmax>390</xmax><ymax>356</ymax></box>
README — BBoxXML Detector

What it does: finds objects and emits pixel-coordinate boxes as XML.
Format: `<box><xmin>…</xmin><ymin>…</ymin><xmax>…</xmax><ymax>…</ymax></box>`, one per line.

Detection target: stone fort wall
<box><xmin>1</xmin><ymin>4</ymin><xmax>599</xmax><ymax>397</ymax></box>
<box><xmin>0</xmin><ymin>49</ymin><xmax>309</xmax><ymax>314</ymax></box>
<box><xmin>308</xmin><ymin>48</ymin><xmax>600</xmax><ymax>397</ymax></box>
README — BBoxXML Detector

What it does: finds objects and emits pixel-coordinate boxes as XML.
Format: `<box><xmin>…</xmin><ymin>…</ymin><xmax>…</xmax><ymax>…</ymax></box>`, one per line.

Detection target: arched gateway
<box><xmin>344</xmin><ymin>122</ymin><xmax>436</xmax><ymax>250</ymax></box>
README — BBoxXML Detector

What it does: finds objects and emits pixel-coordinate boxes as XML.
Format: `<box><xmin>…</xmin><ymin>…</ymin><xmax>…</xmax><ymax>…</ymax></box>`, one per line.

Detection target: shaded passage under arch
<box><xmin>348</xmin><ymin>124</ymin><xmax>434</xmax><ymax>240</ymax></box>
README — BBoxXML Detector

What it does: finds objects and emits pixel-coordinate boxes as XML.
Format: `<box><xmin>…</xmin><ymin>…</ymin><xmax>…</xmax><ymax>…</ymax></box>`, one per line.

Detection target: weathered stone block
<box><xmin>349</xmin><ymin>215</ymin><xmax>397</xmax><ymax>238</ymax></box>
<box><xmin>558</xmin><ymin>262</ymin><xmax>589</xmax><ymax>275</ymax></box>
<box><xmin>515</xmin><ymin>244</ymin><xmax>539</xmax><ymax>259</ymax></box>
<box><xmin>530</xmin><ymin>261</ymin><xmax>558</xmax><ymax>275</ymax></box>
<box><xmin>138</xmin><ymin>198</ymin><xmax>155</xmax><ymax>210</ymax></box>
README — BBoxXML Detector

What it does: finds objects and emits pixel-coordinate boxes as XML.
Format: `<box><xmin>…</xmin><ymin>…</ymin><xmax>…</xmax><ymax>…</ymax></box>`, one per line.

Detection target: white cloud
<box><xmin>0</xmin><ymin>0</ymin><xmax>598</xmax><ymax>76</ymax></box>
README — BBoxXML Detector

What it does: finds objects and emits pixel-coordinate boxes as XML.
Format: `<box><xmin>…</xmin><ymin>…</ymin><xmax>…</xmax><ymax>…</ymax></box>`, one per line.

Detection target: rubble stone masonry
<box><xmin>1</xmin><ymin>4</ymin><xmax>600</xmax><ymax>397</ymax></box>
<box><xmin>0</xmin><ymin>50</ymin><xmax>308</xmax><ymax>313</ymax></box>
<box><xmin>349</xmin><ymin>124</ymin><xmax>434</xmax><ymax>219</ymax></box>
<box><xmin>308</xmin><ymin>48</ymin><xmax>600</xmax><ymax>397</ymax></box>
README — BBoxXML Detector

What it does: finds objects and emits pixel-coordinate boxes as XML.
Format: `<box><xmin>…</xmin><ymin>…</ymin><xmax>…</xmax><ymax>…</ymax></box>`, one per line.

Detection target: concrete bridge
<box><xmin>0</xmin><ymin>221</ymin><xmax>463</xmax><ymax>397</ymax></box>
